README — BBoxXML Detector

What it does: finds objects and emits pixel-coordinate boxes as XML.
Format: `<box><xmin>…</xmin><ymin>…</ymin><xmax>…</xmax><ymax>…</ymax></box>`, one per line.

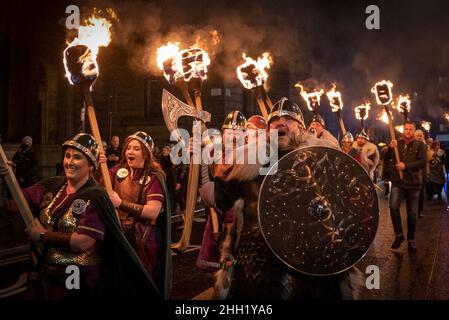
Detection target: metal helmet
<box><xmin>246</xmin><ymin>115</ymin><xmax>267</xmax><ymax>130</ymax></box>
<box><xmin>268</xmin><ymin>97</ymin><xmax>305</xmax><ymax>129</ymax></box>
<box><xmin>222</xmin><ymin>110</ymin><xmax>247</xmax><ymax>130</ymax></box>
<box><xmin>356</xmin><ymin>129</ymin><xmax>369</xmax><ymax>141</ymax></box>
<box><xmin>62</xmin><ymin>133</ymin><xmax>99</xmax><ymax>168</ymax></box>
<box><xmin>125</xmin><ymin>131</ymin><xmax>154</xmax><ymax>155</ymax></box>
<box><xmin>341</xmin><ymin>132</ymin><xmax>354</xmax><ymax>143</ymax></box>
<box><xmin>311</xmin><ymin>114</ymin><xmax>325</xmax><ymax>127</ymax></box>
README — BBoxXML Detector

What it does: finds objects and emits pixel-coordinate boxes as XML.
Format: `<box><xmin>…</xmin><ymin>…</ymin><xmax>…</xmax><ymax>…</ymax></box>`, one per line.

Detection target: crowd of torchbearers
<box><xmin>0</xmin><ymin>9</ymin><xmax>448</xmax><ymax>300</ymax></box>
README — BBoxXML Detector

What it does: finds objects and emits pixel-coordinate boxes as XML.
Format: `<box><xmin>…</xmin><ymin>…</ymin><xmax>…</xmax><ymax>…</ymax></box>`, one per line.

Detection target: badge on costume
<box><xmin>71</xmin><ymin>199</ymin><xmax>87</xmax><ymax>216</ymax></box>
<box><xmin>140</xmin><ymin>175</ymin><xmax>151</xmax><ymax>186</ymax></box>
<box><xmin>117</xmin><ymin>168</ymin><xmax>129</xmax><ymax>180</ymax></box>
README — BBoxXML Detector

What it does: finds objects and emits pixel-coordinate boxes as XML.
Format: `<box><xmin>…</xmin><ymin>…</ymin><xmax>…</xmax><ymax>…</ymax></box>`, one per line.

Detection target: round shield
<box><xmin>258</xmin><ymin>146</ymin><xmax>379</xmax><ymax>276</ymax></box>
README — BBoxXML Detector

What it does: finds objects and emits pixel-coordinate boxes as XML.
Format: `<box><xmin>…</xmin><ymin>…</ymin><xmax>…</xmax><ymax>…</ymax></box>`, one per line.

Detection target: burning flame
<box><xmin>326</xmin><ymin>83</ymin><xmax>343</xmax><ymax>112</ymax></box>
<box><xmin>355</xmin><ymin>102</ymin><xmax>371</xmax><ymax>120</ymax></box>
<box><xmin>444</xmin><ymin>113</ymin><xmax>449</xmax><ymax>122</ymax></box>
<box><xmin>395</xmin><ymin>125</ymin><xmax>404</xmax><ymax>133</ymax></box>
<box><xmin>180</xmin><ymin>48</ymin><xmax>211</xmax><ymax>82</ymax></box>
<box><xmin>377</xmin><ymin>110</ymin><xmax>391</xmax><ymax>124</ymax></box>
<box><xmin>371</xmin><ymin>80</ymin><xmax>394</xmax><ymax>105</ymax></box>
<box><xmin>63</xmin><ymin>9</ymin><xmax>114</xmax><ymax>87</ymax></box>
<box><xmin>156</xmin><ymin>43</ymin><xmax>210</xmax><ymax>83</ymax></box>
<box><xmin>295</xmin><ymin>83</ymin><xmax>324</xmax><ymax>111</ymax></box>
<box><xmin>236</xmin><ymin>52</ymin><xmax>273</xmax><ymax>90</ymax></box>
<box><xmin>394</xmin><ymin>94</ymin><xmax>411</xmax><ymax>114</ymax></box>
<box><xmin>421</xmin><ymin>121</ymin><xmax>431</xmax><ymax>132</ymax></box>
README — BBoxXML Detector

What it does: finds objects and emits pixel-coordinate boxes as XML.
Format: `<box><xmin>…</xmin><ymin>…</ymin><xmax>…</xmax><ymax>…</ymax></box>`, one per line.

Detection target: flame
<box><xmin>210</xmin><ymin>29</ymin><xmax>221</xmax><ymax>46</ymax></box>
<box><xmin>444</xmin><ymin>113</ymin><xmax>449</xmax><ymax>122</ymax></box>
<box><xmin>371</xmin><ymin>80</ymin><xmax>394</xmax><ymax>105</ymax></box>
<box><xmin>63</xmin><ymin>9</ymin><xmax>115</xmax><ymax>87</ymax></box>
<box><xmin>421</xmin><ymin>121</ymin><xmax>431</xmax><ymax>132</ymax></box>
<box><xmin>355</xmin><ymin>102</ymin><xmax>371</xmax><ymax>120</ymax></box>
<box><xmin>394</xmin><ymin>94</ymin><xmax>411</xmax><ymax>114</ymax></box>
<box><xmin>156</xmin><ymin>43</ymin><xmax>210</xmax><ymax>83</ymax></box>
<box><xmin>295</xmin><ymin>83</ymin><xmax>324</xmax><ymax>111</ymax></box>
<box><xmin>156</xmin><ymin>42</ymin><xmax>182</xmax><ymax>83</ymax></box>
<box><xmin>395</xmin><ymin>125</ymin><xmax>404</xmax><ymax>133</ymax></box>
<box><xmin>179</xmin><ymin>48</ymin><xmax>211</xmax><ymax>81</ymax></box>
<box><xmin>326</xmin><ymin>83</ymin><xmax>343</xmax><ymax>112</ymax></box>
<box><xmin>377</xmin><ymin>110</ymin><xmax>391</xmax><ymax>124</ymax></box>
<box><xmin>236</xmin><ymin>52</ymin><xmax>273</xmax><ymax>89</ymax></box>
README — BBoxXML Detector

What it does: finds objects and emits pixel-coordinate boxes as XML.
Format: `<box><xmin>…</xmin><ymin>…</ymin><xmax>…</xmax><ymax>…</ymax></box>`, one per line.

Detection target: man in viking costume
<box><xmin>212</xmin><ymin>97</ymin><xmax>368</xmax><ymax>300</ymax></box>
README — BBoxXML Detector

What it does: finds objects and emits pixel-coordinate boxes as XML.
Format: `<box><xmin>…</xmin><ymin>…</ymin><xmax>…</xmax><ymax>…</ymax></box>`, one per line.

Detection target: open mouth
<box><xmin>127</xmin><ymin>155</ymin><xmax>136</xmax><ymax>161</ymax></box>
<box><xmin>278</xmin><ymin>130</ymin><xmax>287</xmax><ymax>137</ymax></box>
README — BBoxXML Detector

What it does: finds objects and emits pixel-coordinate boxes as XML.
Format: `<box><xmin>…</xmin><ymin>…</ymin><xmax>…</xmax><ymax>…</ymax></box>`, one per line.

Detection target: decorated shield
<box><xmin>258</xmin><ymin>146</ymin><xmax>379</xmax><ymax>276</ymax></box>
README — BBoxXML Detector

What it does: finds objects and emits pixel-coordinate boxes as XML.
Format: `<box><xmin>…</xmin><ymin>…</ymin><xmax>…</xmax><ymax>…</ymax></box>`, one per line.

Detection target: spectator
<box><xmin>12</xmin><ymin>136</ymin><xmax>39</xmax><ymax>188</ymax></box>
<box><xmin>105</xmin><ymin>135</ymin><xmax>121</xmax><ymax>168</ymax></box>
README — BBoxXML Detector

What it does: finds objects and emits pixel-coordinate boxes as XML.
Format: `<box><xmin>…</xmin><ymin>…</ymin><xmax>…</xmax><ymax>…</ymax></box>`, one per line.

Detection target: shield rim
<box><xmin>257</xmin><ymin>146</ymin><xmax>379</xmax><ymax>276</ymax></box>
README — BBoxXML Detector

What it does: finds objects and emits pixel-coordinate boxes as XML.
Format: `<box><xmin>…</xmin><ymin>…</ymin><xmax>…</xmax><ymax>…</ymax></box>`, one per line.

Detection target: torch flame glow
<box><xmin>355</xmin><ymin>102</ymin><xmax>371</xmax><ymax>120</ymax></box>
<box><xmin>371</xmin><ymin>80</ymin><xmax>394</xmax><ymax>105</ymax></box>
<box><xmin>421</xmin><ymin>121</ymin><xmax>431</xmax><ymax>132</ymax></box>
<box><xmin>156</xmin><ymin>43</ymin><xmax>210</xmax><ymax>83</ymax></box>
<box><xmin>236</xmin><ymin>52</ymin><xmax>273</xmax><ymax>90</ymax></box>
<box><xmin>394</xmin><ymin>94</ymin><xmax>411</xmax><ymax>114</ymax></box>
<box><xmin>395</xmin><ymin>125</ymin><xmax>404</xmax><ymax>133</ymax></box>
<box><xmin>295</xmin><ymin>83</ymin><xmax>324</xmax><ymax>111</ymax></box>
<box><xmin>377</xmin><ymin>110</ymin><xmax>391</xmax><ymax>124</ymax></box>
<box><xmin>326</xmin><ymin>83</ymin><xmax>343</xmax><ymax>112</ymax></box>
<box><xmin>63</xmin><ymin>10</ymin><xmax>114</xmax><ymax>87</ymax></box>
<box><xmin>444</xmin><ymin>113</ymin><xmax>449</xmax><ymax>122</ymax></box>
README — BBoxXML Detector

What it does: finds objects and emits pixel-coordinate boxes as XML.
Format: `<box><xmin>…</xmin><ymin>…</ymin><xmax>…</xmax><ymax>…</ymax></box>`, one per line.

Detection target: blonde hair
<box><xmin>414</xmin><ymin>129</ymin><xmax>425</xmax><ymax>143</ymax></box>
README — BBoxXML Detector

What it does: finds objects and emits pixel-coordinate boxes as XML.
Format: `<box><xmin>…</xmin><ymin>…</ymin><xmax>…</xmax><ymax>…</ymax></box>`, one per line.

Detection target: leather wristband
<box><xmin>118</xmin><ymin>199</ymin><xmax>144</xmax><ymax>218</ymax></box>
<box><xmin>42</xmin><ymin>231</ymin><xmax>72</xmax><ymax>249</ymax></box>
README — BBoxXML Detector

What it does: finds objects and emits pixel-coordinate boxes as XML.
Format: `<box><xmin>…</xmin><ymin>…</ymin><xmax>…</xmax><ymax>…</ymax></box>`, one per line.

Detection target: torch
<box><xmin>421</xmin><ymin>120</ymin><xmax>431</xmax><ymax>133</ymax></box>
<box><xmin>371</xmin><ymin>80</ymin><xmax>403</xmax><ymax>179</ymax></box>
<box><xmin>445</xmin><ymin>113</ymin><xmax>449</xmax><ymax>123</ymax></box>
<box><xmin>326</xmin><ymin>83</ymin><xmax>346</xmax><ymax>136</ymax></box>
<box><xmin>394</xmin><ymin>94</ymin><xmax>411</xmax><ymax>124</ymax></box>
<box><xmin>295</xmin><ymin>83</ymin><xmax>324</xmax><ymax>135</ymax></box>
<box><xmin>236</xmin><ymin>52</ymin><xmax>273</xmax><ymax>120</ymax></box>
<box><xmin>355</xmin><ymin>102</ymin><xmax>371</xmax><ymax>131</ymax></box>
<box><xmin>63</xmin><ymin>12</ymin><xmax>115</xmax><ymax>192</ymax></box>
<box><xmin>157</xmin><ymin>44</ymin><xmax>212</xmax><ymax>252</ymax></box>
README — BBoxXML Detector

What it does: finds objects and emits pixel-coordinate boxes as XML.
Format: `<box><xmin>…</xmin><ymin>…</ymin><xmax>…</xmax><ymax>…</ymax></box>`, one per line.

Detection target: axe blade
<box><xmin>161</xmin><ymin>89</ymin><xmax>211</xmax><ymax>142</ymax></box>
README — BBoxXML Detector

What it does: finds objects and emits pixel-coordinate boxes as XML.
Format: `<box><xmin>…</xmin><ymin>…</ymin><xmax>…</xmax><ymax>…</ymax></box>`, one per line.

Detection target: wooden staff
<box><xmin>81</xmin><ymin>88</ymin><xmax>113</xmax><ymax>193</ymax></box>
<box><xmin>384</xmin><ymin>106</ymin><xmax>403</xmax><ymax>180</ymax></box>
<box><xmin>0</xmin><ymin>145</ymin><xmax>34</xmax><ymax>228</ymax></box>
<box><xmin>335</xmin><ymin>110</ymin><xmax>347</xmax><ymax>137</ymax></box>
<box><xmin>260</xmin><ymin>86</ymin><xmax>274</xmax><ymax>110</ymax></box>
<box><xmin>254</xmin><ymin>87</ymin><xmax>269</xmax><ymax>121</ymax></box>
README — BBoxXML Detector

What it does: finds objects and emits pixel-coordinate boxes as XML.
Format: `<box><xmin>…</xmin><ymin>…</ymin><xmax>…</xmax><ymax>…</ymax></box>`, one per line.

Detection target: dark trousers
<box><xmin>389</xmin><ymin>185</ymin><xmax>420</xmax><ymax>240</ymax></box>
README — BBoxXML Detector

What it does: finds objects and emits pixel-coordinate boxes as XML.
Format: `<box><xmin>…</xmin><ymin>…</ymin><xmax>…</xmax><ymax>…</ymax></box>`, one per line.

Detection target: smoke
<box><xmin>80</xmin><ymin>0</ymin><xmax>308</xmax><ymax>85</ymax></box>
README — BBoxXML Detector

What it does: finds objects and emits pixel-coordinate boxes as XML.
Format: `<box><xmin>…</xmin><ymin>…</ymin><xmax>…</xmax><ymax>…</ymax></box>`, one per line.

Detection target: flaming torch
<box><xmin>326</xmin><ymin>83</ymin><xmax>347</xmax><ymax>136</ymax></box>
<box><xmin>157</xmin><ymin>44</ymin><xmax>212</xmax><ymax>252</ymax></box>
<box><xmin>295</xmin><ymin>83</ymin><xmax>324</xmax><ymax>113</ymax></box>
<box><xmin>421</xmin><ymin>121</ymin><xmax>431</xmax><ymax>132</ymax></box>
<box><xmin>236</xmin><ymin>52</ymin><xmax>273</xmax><ymax>120</ymax></box>
<box><xmin>394</xmin><ymin>94</ymin><xmax>411</xmax><ymax>124</ymax></box>
<box><xmin>371</xmin><ymin>80</ymin><xmax>403</xmax><ymax>179</ymax></box>
<box><xmin>355</xmin><ymin>102</ymin><xmax>371</xmax><ymax>131</ymax></box>
<box><xmin>444</xmin><ymin>113</ymin><xmax>449</xmax><ymax>123</ymax></box>
<box><xmin>63</xmin><ymin>10</ymin><xmax>115</xmax><ymax>192</ymax></box>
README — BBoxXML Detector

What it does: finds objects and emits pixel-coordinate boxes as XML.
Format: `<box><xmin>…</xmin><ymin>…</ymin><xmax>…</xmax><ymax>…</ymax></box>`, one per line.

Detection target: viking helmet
<box><xmin>62</xmin><ymin>133</ymin><xmax>99</xmax><ymax>168</ymax></box>
<box><xmin>268</xmin><ymin>97</ymin><xmax>305</xmax><ymax>128</ymax></box>
<box><xmin>222</xmin><ymin>110</ymin><xmax>247</xmax><ymax>130</ymax></box>
<box><xmin>125</xmin><ymin>131</ymin><xmax>154</xmax><ymax>155</ymax></box>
